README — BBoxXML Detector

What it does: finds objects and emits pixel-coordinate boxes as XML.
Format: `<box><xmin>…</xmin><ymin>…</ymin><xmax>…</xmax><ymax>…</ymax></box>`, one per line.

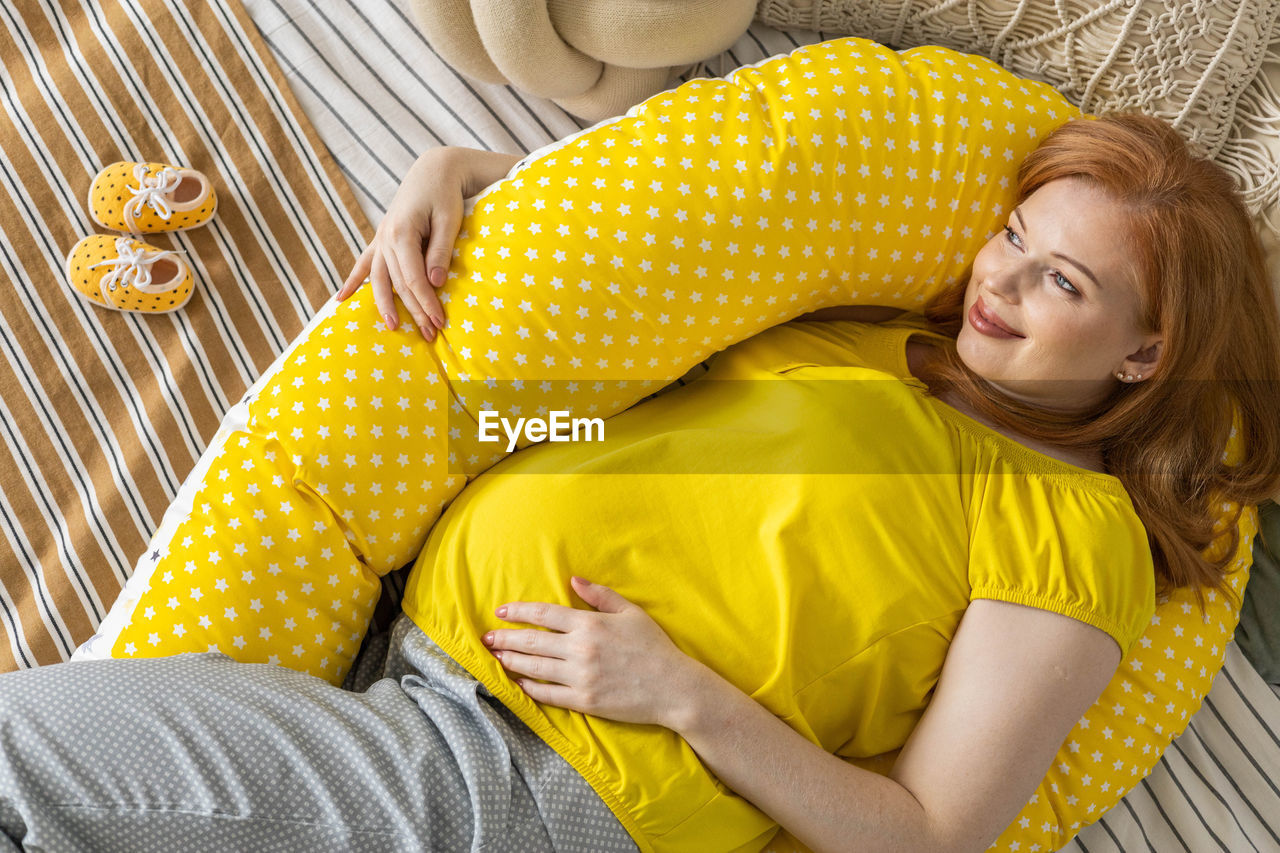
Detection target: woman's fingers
<box><xmin>370</xmin><ymin>275</ymin><xmax>398</xmax><ymax>332</ymax></box>
<box><xmin>490</xmin><ymin>649</ymin><xmax>575</xmax><ymax>686</ymax></box>
<box><xmin>390</xmin><ymin>283</ymin><xmax>431</xmax><ymax>341</ymax></box>
<box><xmin>570</xmin><ymin>576</ymin><xmax>633</xmax><ymax>614</ymax></box>
<box><xmin>415</xmin><ymin>283</ymin><xmax>446</xmax><ymax>335</ymax></box>
<box><xmin>485</xmin><ymin>626</ymin><xmax>570</xmax><ymax>658</ymax></box>
<box><xmin>496</xmin><ymin>601</ymin><xmax>585</xmax><ymax>633</ymax></box>
<box><xmin>512</xmin><ymin>678</ymin><xmax>580</xmax><ymax>710</ymax></box>
<box><xmin>383</xmin><ymin>250</ymin><xmax>435</xmax><ymax>341</ymax></box>
<box><xmin>390</xmin><ymin>238</ymin><xmax>441</xmax><ymax>334</ymax></box>
<box><xmin>369</xmin><ymin>253</ymin><xmax>400</xmax><ymax>331</ymax></box>
<box><xmin>338</xmin><ymin>243</ymin><xmax>375</xmax><ymax>300</ymax></box>
<box><xmin>424</xmin><ymin>205</ymin><xmax>462</xmax><ymax>295</ymax></box>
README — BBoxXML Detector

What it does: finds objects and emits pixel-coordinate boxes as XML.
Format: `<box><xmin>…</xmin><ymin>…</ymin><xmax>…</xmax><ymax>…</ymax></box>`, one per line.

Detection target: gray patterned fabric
<box><xmin>0</xmin><ymin>615</ymin><xmax>637</xmax><ymax>853</ymax></box>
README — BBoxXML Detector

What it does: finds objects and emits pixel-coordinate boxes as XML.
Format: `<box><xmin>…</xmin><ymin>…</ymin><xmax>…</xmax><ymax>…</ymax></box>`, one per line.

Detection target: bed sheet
<box><xmin>250</xmin><ymin>1</ymin><xmax>1280</xmax><ymax>850</ymax></box>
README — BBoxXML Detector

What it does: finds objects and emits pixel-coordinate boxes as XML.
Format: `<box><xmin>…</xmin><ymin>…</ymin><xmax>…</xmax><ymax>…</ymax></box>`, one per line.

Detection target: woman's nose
<box><xmin>985</xmin><ymin>262</ymin><xmax>1028</xmax><ymax>300</ymax></box>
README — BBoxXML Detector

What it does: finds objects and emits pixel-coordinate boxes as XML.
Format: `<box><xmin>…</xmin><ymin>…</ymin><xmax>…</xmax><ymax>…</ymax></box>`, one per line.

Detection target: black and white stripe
<box><xmin>243</xmin><ymin>0</ymin><xmax>828</xmax><ymax>223</ymax></box>
<box><xmin>1064</xmin><ymin>644</ymin><xmax>1280</xmax><ymax>852</ymax></box>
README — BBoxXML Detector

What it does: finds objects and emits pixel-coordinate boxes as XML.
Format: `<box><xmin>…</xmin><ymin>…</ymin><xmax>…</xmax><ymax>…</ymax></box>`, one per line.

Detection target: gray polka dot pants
<box><xmin>0</xmin><ymin>615</ymin><xmax>638</xmax><ymax>853</ymax></box>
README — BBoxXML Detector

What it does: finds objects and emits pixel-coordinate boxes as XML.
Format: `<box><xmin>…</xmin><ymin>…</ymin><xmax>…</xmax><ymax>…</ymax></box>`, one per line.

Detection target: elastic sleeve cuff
<box><xmin>970</xmin><ymin>585</ymin><xmax>1142</xmax><ymax>657</ymax></box>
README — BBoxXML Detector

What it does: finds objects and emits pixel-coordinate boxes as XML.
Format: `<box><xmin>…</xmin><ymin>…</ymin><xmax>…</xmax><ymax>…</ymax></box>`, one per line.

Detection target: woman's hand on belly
<box><xmin>483</xmin><ymin>575</ymin><xmax>704</xmax><ymax>729</ymax></box>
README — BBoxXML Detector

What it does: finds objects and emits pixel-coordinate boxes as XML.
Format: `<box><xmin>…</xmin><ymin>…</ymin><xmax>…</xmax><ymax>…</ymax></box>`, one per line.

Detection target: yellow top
<box><xmin>402</xmin><ymin>315</ymin><xmax>1156</xmax><ymax>853</ymax></box>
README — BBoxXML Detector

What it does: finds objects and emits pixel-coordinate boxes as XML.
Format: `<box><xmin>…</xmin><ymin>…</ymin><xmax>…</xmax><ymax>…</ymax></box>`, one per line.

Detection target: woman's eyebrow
<box><xmin>1014</xmin><ymin>206</ymin><xmax>1103</xmax><ymax>290</ymax></box>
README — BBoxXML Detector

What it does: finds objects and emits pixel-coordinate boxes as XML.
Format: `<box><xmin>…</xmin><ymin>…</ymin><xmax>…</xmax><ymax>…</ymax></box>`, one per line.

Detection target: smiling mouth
<box><xmin>970</xmin><ymin>297</ymin><xmax>1025</xmax><ymax>338</ymax></box>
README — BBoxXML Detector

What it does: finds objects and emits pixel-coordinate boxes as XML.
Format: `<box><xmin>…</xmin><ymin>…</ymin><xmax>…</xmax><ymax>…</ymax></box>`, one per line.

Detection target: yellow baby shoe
<box><xmin>88</xmin><ymin>161</ymin><xmax>217</xmax><ymax>234</ymax></box>
<box><xmin>65</xmin><ymin>234</ymin><xmax>195</xmax><ymax>314</ymax></box>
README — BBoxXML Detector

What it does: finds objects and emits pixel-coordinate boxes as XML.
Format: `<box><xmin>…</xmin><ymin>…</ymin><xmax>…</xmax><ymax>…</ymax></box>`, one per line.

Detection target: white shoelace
<box><xmin>123</xmin><ymin>163</ymin><xmax>182</xmax><ymax>231</ymax></box>
<box><xmin>89</xmin><ymin>237</ymin><xmax>184</xmax><ymax>295</ymax></box>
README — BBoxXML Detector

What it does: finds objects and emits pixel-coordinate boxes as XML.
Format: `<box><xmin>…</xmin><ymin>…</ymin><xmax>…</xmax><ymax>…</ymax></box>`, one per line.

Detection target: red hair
<box><xmin>917</xmin><ymin>113</ymin><xmax>1280</xmax><ymax>608</ymax></box>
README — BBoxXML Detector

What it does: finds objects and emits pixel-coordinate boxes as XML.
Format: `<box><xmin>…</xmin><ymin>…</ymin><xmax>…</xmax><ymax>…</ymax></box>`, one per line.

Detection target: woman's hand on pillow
<box><xmin>484</xmin><ymin>576</ymin><xmax>707</xmax><ymax>729</ymax></box>
<box><xmin>337</xmin><ymin>147</ymin><xmax>522</xmax><ymax>340</ymax></box>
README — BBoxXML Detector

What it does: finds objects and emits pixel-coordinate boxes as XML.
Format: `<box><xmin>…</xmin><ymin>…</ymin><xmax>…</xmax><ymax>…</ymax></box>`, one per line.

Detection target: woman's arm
<box><xmin>451</xmin><ymin>147</ymin><xmax>525</xmax><ymax>198</ymax></box>
<box><xmin>490</xmin><ymin>582</ymin><xmax>1119</xmax><ymax>853</ymax></box>
<box><xmin>337</xmin><ymin>146</ymin><xmax>522</xmax><ymax>339</ymax></box>
<box><xmin>670</xmin><ymin>599</ymin><xmax>1120</xmax><ymax>853</ymax></box>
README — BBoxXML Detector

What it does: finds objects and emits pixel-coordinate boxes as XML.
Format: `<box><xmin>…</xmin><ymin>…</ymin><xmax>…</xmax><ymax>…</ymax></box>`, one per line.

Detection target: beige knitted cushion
<box><xmin>756</xmin><ymin>0</ymin><xmax>1280</xmax><ymax>213</ymax></box>
<box><xmin>407</xmin><ymin>0</ymin><xmax>756</xmax><ymax>121</ymax></box>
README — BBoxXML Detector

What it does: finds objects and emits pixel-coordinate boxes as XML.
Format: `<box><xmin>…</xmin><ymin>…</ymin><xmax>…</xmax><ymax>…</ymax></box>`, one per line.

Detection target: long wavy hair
<box><xmin>916</xmin><ymin>113</ymin><xmax>1280</xmax><ymax>608</ymax></box>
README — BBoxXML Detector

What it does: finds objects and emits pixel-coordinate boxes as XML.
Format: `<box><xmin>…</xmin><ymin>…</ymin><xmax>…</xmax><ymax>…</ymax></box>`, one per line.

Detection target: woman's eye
<box><xmin>1004</xmin><ymin>226</ymin><xmax>1079</xmax><ymax>295</ymax></box>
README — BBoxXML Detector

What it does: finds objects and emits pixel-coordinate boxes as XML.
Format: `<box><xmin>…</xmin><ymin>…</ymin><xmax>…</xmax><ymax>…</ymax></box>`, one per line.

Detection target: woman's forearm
<box><xmin>669</xmin><ymin>662</ymin><xmax>941</xmax><ymax>853</ymax></box>
<box><xmin>435</xmin><ymin>146</ymin><xmax>523</xmax><ymax>198</ymax></box>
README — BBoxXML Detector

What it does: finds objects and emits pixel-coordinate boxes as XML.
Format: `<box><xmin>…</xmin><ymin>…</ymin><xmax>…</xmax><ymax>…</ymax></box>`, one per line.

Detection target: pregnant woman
<box><xmin>1</xmin><ymin>114</ymin><xmax>1277</xmax><ymax>853</ymax></box>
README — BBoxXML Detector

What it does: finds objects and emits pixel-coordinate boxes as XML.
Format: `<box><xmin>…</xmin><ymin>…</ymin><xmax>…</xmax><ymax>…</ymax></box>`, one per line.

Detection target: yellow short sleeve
<box><xmin>968</xmin><ymin>475</ymin><xmax>1157</xmax><ymax>655</ymax></box>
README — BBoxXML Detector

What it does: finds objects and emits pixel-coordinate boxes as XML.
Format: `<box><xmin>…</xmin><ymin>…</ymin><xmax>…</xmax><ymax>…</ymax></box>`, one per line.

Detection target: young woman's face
<box><xmin>956</xmin><ymin>177</ymin><xmax>1162</xmax><ymax>411</ymax></box>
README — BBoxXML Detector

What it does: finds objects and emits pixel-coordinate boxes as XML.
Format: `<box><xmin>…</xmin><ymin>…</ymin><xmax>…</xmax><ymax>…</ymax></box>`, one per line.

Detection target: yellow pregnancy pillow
<box><xmin>72</xmin><ymin>35</ymin><xmax>1257</xmax><ymax>853</ymax></box>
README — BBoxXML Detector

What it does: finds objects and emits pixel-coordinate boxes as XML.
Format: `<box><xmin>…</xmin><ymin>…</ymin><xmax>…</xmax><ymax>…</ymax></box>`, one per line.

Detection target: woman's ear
<box><xmin>1121</xmin><ymin>336</ymin><xmax>1163</xmax><ymax>379</ymax></box>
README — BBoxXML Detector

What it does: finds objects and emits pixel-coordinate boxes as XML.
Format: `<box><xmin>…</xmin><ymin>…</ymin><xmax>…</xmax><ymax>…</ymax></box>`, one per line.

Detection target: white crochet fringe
<box><xmin>755</xmin><ymin>0</ymin><xmax>1280</xmax><ymax>235</ymax></box>
<box><xmin>1225</xmin><ymin>31</ymin><xmax>1280</xmax><ymax>233</ymax></box>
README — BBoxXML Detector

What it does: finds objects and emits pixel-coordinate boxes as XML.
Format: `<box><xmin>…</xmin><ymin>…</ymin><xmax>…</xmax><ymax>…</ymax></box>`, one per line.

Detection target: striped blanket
<box><xmin>0</xmin><ymin>0</ymin><xmax>368</xmax><ymax>671</ymax></box>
